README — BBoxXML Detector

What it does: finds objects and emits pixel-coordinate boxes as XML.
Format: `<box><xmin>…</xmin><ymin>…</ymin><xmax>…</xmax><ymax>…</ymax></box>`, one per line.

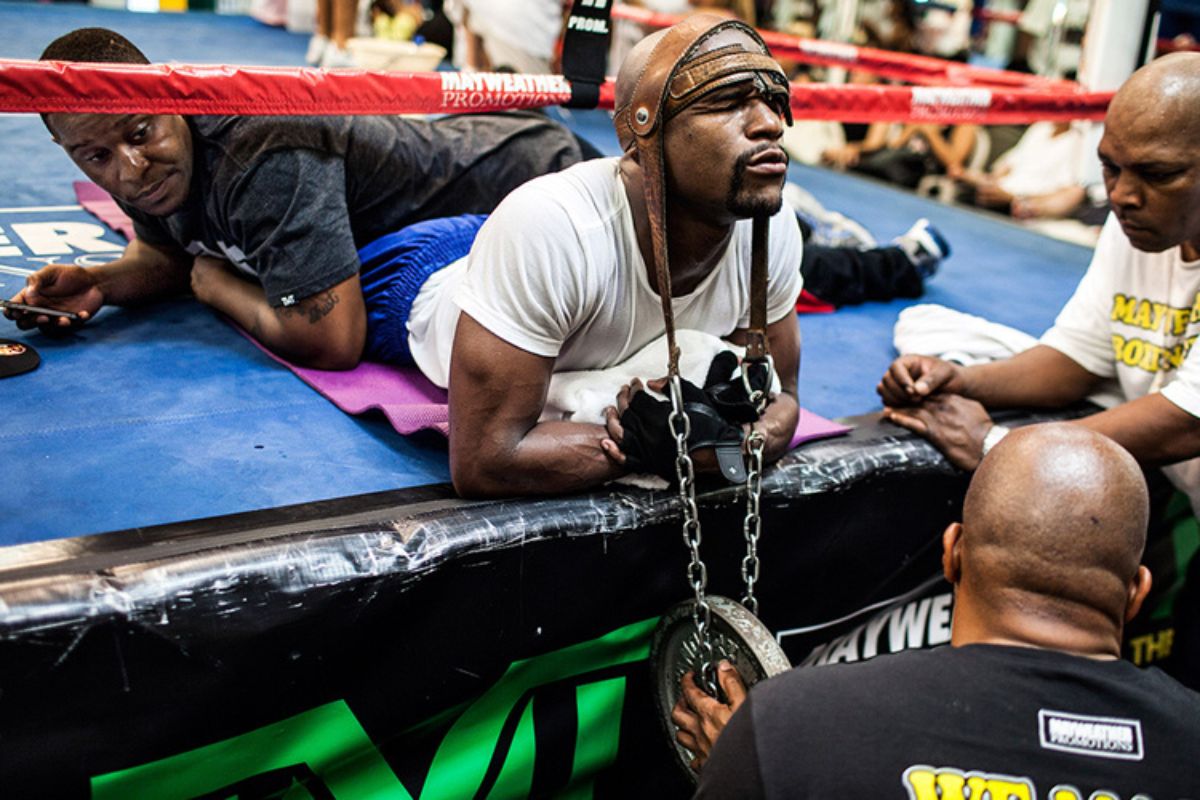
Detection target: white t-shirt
<box><xmin>461</xmin><ymin>0</ymin><xmax>562</xmax><ymax>63</ymax></box>
<box><xmin>1020</xmin><ymin>0</ymin><xmax>1090</xmax><ymax>78</ymax></box>
<box><xmin>994</xmin><ymin>122</ymin><xmax>1087</xmax><ymax>198</ymax></box>
<box><xmin>915</xmin><ymin>0</ymin><xmax>973</xmax><ymax>58</ymax></box>
<box><xmin>1041</xmin><ymin>215</ymin><xmax>1200</xmax><ymax>511</ymax></box>
<box><xmin>408</xmin><ymin>158</ymin><xmax>804</xmax><ymax>389</ymax></box>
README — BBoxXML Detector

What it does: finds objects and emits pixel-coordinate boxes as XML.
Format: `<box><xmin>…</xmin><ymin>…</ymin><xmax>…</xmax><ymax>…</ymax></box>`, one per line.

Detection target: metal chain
<box><xmin>669</xmin><ymin>370</ymin><xmax>771</xmax><ymax>693</ymax></box>
<box><xmin>668</xmin><ymin>375</ymin><xmax>717</xmax><ymax>694</ymax></box>
<box><xmin>740</xmin><ymin>355</ymin><xmax>774</xmax><ymax>416</ymax></box>
<box><xmin>740</xmin><ymin>430</ymin><xmax>766</xmax><ymax>615</ymax></box>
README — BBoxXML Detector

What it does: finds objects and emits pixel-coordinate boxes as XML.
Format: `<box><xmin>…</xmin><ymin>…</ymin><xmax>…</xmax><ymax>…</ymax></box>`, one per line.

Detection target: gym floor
<box><xmin>0</xmin><ymin>1</ymin><xmax>1093</xmax><ymax>545</ymax></box>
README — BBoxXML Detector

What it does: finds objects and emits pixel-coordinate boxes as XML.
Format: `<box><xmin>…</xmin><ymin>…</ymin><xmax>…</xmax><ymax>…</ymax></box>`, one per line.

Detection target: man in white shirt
<box><xmin>956</xmin><ymin>120</ymin><xmax>1097</xmax><ymax>220</ymax></box>
<box><xmin>1015</xmin><ymin>0</ymin><xmax>1091</xmax><ymax>79</ymax></box>
<box><xmin>876</xmin><ymin>53</ymin><xmax>1200</xmax><ymax>514</ymax></box>
<box><xmin>914</xmin><ymin>0</ymin><xmax>973</xmax><ymax>60</ymax></box>
<box><xmin>410</xmin><ymin>15</ymin><xmax>804</xmax><ymax>497</ymax></box>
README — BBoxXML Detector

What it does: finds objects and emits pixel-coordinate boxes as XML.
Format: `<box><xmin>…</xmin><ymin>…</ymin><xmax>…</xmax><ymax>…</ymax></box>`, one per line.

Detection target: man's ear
<box><xmin>1124</xmin><ymin>565</ymin><xmax>1153</xmax><ymax>623</ymax></box>
<box><xmin>942</xmin><ymin>522</ymin><xmax>963</xmax><ymax>584</ymax></box>
<box><xmin>41</xmin><ymin>112</ymin><xmax>62</xmax><ymax>143</ymax></box>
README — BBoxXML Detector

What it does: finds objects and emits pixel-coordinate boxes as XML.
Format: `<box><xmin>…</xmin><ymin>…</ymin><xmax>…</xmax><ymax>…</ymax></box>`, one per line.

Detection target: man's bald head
<box><xmin>1099</xmin><ymin>53</ymin><xmax>1200</xmax><ymax>257</ymax></box>
<box><xmin>959</xmin><ymin>425</ymin><xmax>1148</xmax><ymax>631</ymax></box>
<box><xmin>1107</xmin><ymin>52</ymin><xmax>1200</xmax><ymax>145</ymax></box>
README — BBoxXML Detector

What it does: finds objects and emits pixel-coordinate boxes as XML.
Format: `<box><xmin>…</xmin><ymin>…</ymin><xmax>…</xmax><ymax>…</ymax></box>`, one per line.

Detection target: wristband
<box><xmin>980</xmin><ymin>424</ymin><xmax>1011</xmax><ymax>458</ymax></box>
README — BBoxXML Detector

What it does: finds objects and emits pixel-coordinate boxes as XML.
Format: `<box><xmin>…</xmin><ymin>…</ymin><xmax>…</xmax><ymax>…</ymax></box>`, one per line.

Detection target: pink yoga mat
<box><xmin>75</xmin><ymin>181</ymin><xmax>136</xmax><ymax>242</ymax></box>
<box><xmin>241</xmin><ymin>328</ymin><xmax>849</xmax><ymax>447</ymax></box>
<box><xmin>239</xmin><ymin>330</ymin><xmax>451</xmax><ymax>435</ymax></box>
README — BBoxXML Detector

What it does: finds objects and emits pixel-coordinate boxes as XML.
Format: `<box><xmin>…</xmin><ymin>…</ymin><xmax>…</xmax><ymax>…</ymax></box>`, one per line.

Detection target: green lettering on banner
<box><xmin>91</xmin><ymin>700</ymin><xmax>403</xmax><ymax>799</ymax></box>
<box><xmin>1151</xmin><ymin>491</ymin><xmax>1200</xmax><ymax>620</ymax></box>
<box><xmin>420</xmin><ymin>618</ymin><xmax>653</xmax><ymax>799</ymax></box>
<box><xmin>90</xmin><ymin>617</ymin><xmax>656</xmax><ymax>799</ymax></box>
<box><xmin>488</xmin><ymin>698</ymin><xmax>537</xmax><ymax>799</ymax></box>
<box><xmin>560</xmin><ymin>678</ymin><xmax>628</xmax><ymax>800</ymax></box>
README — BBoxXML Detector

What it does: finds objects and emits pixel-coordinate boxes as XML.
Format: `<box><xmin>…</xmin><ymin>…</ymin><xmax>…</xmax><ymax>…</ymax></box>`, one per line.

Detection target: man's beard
<box><xmin>725</xmin><ymin>145</ymin><xmax>785</xmax><ymax>217</ymax></box>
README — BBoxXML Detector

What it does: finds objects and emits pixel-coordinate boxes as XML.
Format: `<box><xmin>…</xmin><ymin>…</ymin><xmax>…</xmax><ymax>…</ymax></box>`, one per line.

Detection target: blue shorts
<box><xmin>358</xmin><ymin>214</ymin><xmax>487</xmax><ymax>365</ymax></box>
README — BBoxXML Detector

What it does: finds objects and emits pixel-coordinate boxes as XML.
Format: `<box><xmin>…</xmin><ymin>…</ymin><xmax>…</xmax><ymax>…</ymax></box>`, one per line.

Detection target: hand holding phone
<box><xmin>5</xmin><ymin>264</ymin><xmax>103</xmax><ymax>331</ymax></box>
<box><xmin>1</xmin><ymin>299</ymin><xmax>81</xmax><ymax>321</ymax></box>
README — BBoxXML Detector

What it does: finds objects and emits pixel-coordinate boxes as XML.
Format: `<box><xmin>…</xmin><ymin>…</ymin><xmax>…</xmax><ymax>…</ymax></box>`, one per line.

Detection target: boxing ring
<box><xmin>0</xmin><ymin>4</ymin><xmax>1191</xmax><ymax>796</ymax></box>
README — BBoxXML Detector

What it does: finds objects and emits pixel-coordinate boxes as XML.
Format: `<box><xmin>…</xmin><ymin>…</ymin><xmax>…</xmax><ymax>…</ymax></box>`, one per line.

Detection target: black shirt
<box><xmin>120</xmin><ymin>112</ymin><xmax>582</xmax><ymax>306</ymax></box>
<box><xmin>697</xmin><ymin>644</ymin><xmax>1200</xmax><ymax>799</ymax></box>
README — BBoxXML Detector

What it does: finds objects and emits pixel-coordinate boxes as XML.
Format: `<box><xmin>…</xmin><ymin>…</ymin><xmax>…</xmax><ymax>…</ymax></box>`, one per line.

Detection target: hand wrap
<box><xmin>703</xmin><ymin>350</ymin><xmax>771</xmax><ymax>425</ymax></box>
<box><xmin>620</xmin><ymin>378</ymin><xmax>746</xmax><ymax>483</ymax></box>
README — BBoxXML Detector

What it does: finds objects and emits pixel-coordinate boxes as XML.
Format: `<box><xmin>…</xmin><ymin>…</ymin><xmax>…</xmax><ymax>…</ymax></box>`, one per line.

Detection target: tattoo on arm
<box><xmin>274</xmin><ymin>290</ymin><xmax>339</xmax><ymax>326</ymax></box>
<box><xmin>305</xmin><ymin>290</ymin><xmax>339</xmax><ymax>324</ymax></box>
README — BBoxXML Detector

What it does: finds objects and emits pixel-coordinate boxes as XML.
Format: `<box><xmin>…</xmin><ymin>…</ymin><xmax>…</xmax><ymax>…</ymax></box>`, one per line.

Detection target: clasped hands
<box><xmin>877</xmin><ymin>354</ymin><xmax>994</xmax><ymax>471</ymax></box>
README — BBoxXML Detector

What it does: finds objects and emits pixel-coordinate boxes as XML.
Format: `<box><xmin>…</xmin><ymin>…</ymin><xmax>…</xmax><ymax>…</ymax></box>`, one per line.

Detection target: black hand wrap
<box><xmin>620</xmin><ymin>378</ymin><xmax>747</xmax><ymax>484</ymax></box>
<box><xmin>703</xmin><ymin>350</ymin><xmax>771</xmax><ymax>425</ymax></box>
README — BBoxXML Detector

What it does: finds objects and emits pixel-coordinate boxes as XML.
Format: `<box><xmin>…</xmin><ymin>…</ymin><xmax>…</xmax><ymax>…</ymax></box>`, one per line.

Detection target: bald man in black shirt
<box><xmin>679</xmin><ymin>424</ymin><xmax>1200</xmax><ymax>798</ymax></box>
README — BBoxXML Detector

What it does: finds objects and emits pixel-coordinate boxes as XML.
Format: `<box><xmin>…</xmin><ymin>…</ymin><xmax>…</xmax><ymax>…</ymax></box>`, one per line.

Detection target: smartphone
<box><xmin>0</xmin><ymin>299</ymin><xmax>81</xmax><ymax>321</ymax></box>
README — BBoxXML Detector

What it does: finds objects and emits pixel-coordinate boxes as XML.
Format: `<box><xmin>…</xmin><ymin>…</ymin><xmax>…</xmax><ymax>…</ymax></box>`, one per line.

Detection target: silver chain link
<box><xmin>670</xmin><ymin>370</ymin><xmax>776</xmax><ymax>695</ymax></box>
<box><xmin>740</xmin><ymin>430</ymin><xmax>766</xmax><ymax>616</ymax></box>
<box><xmin>668</xmin><ymin>375</ymin><xmax>718</xmax><ymax>694</ymax></box>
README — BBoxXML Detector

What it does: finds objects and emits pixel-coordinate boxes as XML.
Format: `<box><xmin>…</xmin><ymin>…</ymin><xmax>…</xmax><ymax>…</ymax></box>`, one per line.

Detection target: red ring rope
<box><xmin>789</xmin><ymin>82</ymin><xmax>1108</xmax><ymax>124</ymax></box>
<box><xmin>0</xmin><ymin>59</ymin><xmax>1109</xmax><ymax>124</ymax></box>
<box><xmin>974</xmin><ymin>8</ymin><xmax>1023</xmax><ymax>26</ymax></box>
<box><xmin>0</xmin><ymin>61</ymin><xmax>579</xmax><ymax>115</ymax></box>
<box><xmin>611</xmin><ymin>4</ymin><xmax>1077</xmax><ymax>93</ymax></box>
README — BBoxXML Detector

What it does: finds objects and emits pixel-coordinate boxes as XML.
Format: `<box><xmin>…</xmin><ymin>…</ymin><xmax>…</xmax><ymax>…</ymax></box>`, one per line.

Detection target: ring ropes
<box><xmin>610</xmin><ymin>3</ymin><xmax>1080</xmax><ymax>93</ymax></box>
<box><xmin>0</xmin><ymin>59</ymin><xmax>1110</xmax><ymax>124</ymax></box>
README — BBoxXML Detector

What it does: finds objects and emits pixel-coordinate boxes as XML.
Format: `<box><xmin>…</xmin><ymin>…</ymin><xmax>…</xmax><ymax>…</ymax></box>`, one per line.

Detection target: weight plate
<box><xmin>650</xmin><ymin>595</ymin><xmax>791</xmax><ymax>781</ymax></box>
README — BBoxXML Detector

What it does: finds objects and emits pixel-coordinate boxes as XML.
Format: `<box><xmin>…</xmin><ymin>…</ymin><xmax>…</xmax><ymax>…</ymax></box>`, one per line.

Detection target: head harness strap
<box><xmin>612</xmin><ymin>16</ymin><xmax>789</xmax><ymax>376</ymax></box>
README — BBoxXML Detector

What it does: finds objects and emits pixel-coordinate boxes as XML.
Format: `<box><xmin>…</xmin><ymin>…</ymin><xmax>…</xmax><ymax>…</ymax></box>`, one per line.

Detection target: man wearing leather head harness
<box><xmin>412</xmin><ymin>15</ymin><xmax>803</xmax><ymax>496</ymax></box>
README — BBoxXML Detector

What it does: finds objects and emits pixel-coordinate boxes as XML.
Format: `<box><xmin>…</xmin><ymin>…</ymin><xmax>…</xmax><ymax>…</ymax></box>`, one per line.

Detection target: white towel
<box><xmin>542</xmin><ymin>329</ymin><xmax>780</xmax><ymax>425</ymax></box>
<box><xmin>893</xmin><ymin>303</ymin><xmax>1121</xmax><ymax>408</ymax></box>
<box><xmin>894</xmin><ymin>303</ymin><xmax>1038</xmax><ymax>366</ymax></box>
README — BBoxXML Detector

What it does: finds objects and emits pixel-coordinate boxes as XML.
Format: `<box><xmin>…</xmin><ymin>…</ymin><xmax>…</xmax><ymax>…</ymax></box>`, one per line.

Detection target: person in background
<box><xmin>955</xmin><ymin>120</ymin><xmax>1103</xmax><ymax>222</ymax></box>
<box><xmin>826</xmin><ymin>119</ymin><xmax>980</xmax><ymax>191</ymax></box>
<box><xmin>1012</xmin><ymin>0</ymin><xmax>1090</xmax><ymax>78</ymax></box>
<box><xmin>305</xmin><ymin>0</ymin><xmax>362</xmax><ymax>67</ymax></box>
<box><xmin>444</xmin><ymin>0</ymin><xmax>563</xmax><ymax>73</ymax></box>
<box><xmin>912</xmin><ymin>0</ymin><xmax>973</xmax><ymax>62</ymax></box>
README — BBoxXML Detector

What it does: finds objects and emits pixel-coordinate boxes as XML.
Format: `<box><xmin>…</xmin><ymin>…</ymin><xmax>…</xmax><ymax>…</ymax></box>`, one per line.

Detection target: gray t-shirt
<box><xmin>120</xmin><ymin>112</ymin><xmax>583</xmax><ymax>306</ymax></box>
